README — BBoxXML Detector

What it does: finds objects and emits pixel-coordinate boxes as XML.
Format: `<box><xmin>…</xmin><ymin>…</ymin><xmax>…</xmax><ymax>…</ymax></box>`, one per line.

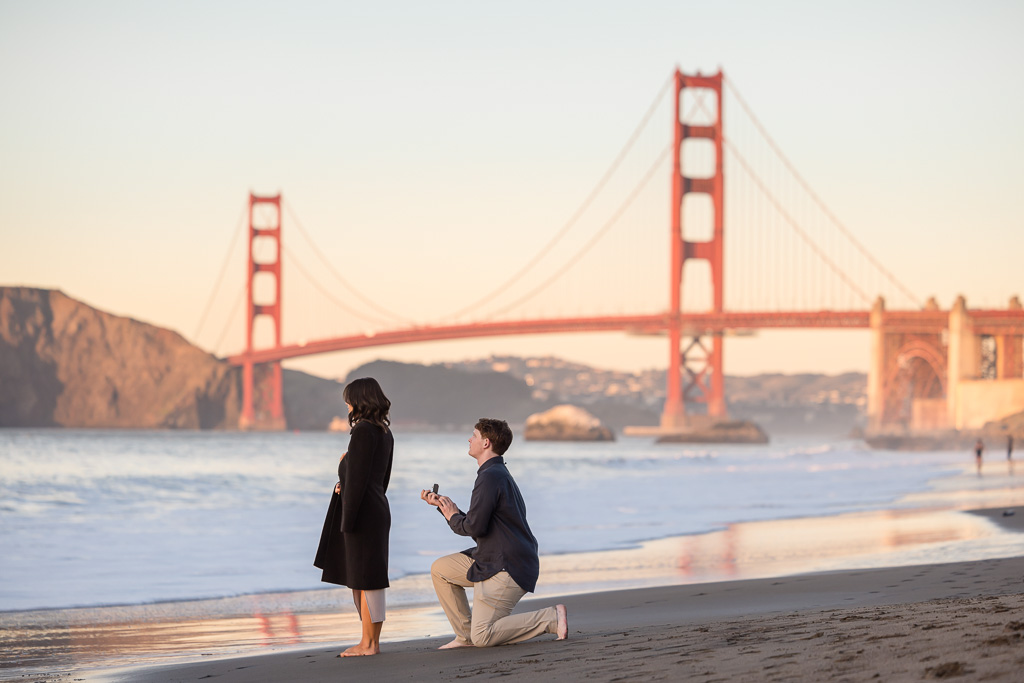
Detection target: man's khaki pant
<box><xmin>431</xmin><ymin>552</ymin><xmax>557</xmax><ymax>647</ymax></box>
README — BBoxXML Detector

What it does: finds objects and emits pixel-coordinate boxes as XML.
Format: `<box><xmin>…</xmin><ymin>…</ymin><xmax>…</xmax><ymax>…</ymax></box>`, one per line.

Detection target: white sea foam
<box><xmin>0</xmin><ymin>428</ymin><xmax>1010</xmax><ymax>612</ymax></box>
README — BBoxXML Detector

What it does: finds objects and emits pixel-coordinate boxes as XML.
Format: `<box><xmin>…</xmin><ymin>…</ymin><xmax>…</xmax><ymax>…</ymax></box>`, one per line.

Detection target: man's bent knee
<box><xmin>431</xmin><ymin>555</ymin><xmax>458</xmax><ymax>580</ymax></box>
<box><xmin>469</xmin><ymin>627</ymin><xmax>499</xmax><ymax>648</ymax></box>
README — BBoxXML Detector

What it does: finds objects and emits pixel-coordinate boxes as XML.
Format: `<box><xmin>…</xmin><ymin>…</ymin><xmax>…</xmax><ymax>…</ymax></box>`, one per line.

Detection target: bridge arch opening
<box><xmin>882</xmin><ymin>339</ymin><xmax>947</xmax><ymax>430</ymax></box>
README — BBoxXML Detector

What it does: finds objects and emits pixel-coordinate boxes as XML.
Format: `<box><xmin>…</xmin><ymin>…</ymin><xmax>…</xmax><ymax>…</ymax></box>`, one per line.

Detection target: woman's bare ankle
<box><xmin>338</xmin><ymin>641</ymin><xmax>380</xmax><ymax>657</ymax></box>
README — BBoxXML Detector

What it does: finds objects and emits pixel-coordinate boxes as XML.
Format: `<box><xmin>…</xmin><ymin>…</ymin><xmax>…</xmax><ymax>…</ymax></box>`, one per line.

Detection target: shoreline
<box><xmin>118</xmin><ymin>549</ymin><xmax>1024</xmax><ymax>682</ymax></box>
<box><xmin>4</xmin><ymin>497</ymin><xmax>1019</xmax><ymax>622</ymax></box>
<box><xmin>4</xmin><ymin>502</ymin><xmax>1023</xmax><ymax>681</ymax></box>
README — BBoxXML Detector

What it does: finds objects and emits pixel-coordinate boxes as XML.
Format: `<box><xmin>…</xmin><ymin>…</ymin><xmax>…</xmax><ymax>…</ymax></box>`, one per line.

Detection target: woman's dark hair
<box><xmin>344</xmin><ymin>377</ymin><xmax>391</xmax><ymax>429</ymax></box>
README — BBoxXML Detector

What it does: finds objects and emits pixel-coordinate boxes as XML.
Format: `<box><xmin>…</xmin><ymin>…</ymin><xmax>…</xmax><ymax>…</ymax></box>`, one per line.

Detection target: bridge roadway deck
<box><xmin>227</xmin><ymin>311</ymin><xmax>864</xmax><ymax>365</ymax></box>
<box><xmin>226</xmin><ymin>309</ymin><xmax>1024</xmax><ymax>366</ymax></box>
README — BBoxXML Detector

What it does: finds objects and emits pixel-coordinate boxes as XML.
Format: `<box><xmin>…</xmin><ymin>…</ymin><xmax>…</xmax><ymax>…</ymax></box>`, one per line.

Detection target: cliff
<box><xmin>0</xmin><ymin>287</ymin><xmax>355</xmax><ymax>430</ymax></box>
<box><xmin>0</xmin><ymin>287</ymin><xmax>243</xmax><ymax>428</ymax></box>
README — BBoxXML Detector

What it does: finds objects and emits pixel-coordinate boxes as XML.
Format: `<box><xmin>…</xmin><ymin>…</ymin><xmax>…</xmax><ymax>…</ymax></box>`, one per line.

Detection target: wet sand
<box><xmin>117</xmin><ymin>553</ymin><xmax>1024</xmax><ymax>682</ymax></box>
<box><xmin>82</xmin><ymin>506</ymin><xmax>1023</xmax><ymax>682</ymax></box>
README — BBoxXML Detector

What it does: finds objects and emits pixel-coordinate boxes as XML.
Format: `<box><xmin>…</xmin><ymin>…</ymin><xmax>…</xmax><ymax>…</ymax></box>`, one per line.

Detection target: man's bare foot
<box><xmin>337</xmin><ymin>643</ymin><xmax>380</xmax><ymax>657</ymax></box>
<box><xmin>438</xmin><ymin>637</ymin><xmax>474</xmax><ymax>650</ymax></box>
<box><xmin>555</xmin><ymin>604</ymin><xmax>569</xmax><ymax>640</ymax></box>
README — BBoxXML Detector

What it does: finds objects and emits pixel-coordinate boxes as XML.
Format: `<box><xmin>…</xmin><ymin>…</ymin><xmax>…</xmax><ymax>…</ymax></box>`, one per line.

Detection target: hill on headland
<box><xmin>1</xmin><ymin>287</ymin><xmax>241</xmax><ymax>428</ymax></box>
<box><xmin>0</xmin><ymin>287</ymin><xmax>344</xmax><ymax>430</ymax></box>
<box><xmin>343</xmin><ymin>359</ymin><xmax>547</xmax><ymax>429</ymax></box>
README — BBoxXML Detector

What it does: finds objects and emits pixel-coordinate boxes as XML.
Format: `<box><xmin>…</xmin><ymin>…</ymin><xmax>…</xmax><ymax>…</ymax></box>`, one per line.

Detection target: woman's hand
<box><xmin>339</xmin><ymin>451</ymin><xmax>347</xmax><ymax>462</ymax></box>
<box><xmin>335</xmin><ymin>482</ymin><xmax>341</xmax><ymax>494</ymax></box>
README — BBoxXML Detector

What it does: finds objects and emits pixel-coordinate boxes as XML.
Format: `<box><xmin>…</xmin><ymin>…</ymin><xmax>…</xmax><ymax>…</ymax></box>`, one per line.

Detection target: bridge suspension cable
<box><xmin>193</xmin><ymin>200</ymin><xmax>248</xmax><ymax>344</ymax></box>
<box><xmin>725</xmin><ymin>139</ymin><xmax>873</xmax><ymax>305</ymax></box>
<box><xmin>482</xmin><ymin>142</ymin><xmax>672</xmax><ymax>319</ymax></box>
<box><xmin>467</xmin><ymin>85</ymin><xmax>718</xmax><ymax>320</ymax></box>
<box><xmin>283</xmin><ymin>199</ymin><xmax>413</xmax><ymax>326</ymax></box>
<box><xmin>213</xmin><ymin>284</ymin><xmax>245</xmax><ymax>356</ymax></box>
<box><xmin>281</xmin><ymin>244</ymin><xmax>397</xmax><ymax>328</ymax></box>
<box><xmin>723</xmin><ymin>75</ymin><xmax>921</xmax><ymax>307</ymax></box>
<box><xmin>439</xmin><ymin>73</ymin><xmax>675</xmax><ymax>321</ymax></box>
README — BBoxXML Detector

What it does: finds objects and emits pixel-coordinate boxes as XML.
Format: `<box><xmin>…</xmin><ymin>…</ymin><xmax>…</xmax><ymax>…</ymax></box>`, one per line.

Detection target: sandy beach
<box><xmin>0</xmin><ymin>507</ymin><xmax>987</xmax><ymax>681</ymax></box>
<box><xmin>114</xmin><ymin>551</ymin><xmax>1024</xmax><ymax>682</ymax></box>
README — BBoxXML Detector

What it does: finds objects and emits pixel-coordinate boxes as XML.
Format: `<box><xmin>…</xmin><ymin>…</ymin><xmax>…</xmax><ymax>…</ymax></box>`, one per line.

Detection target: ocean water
<box><xmin>0</xmin><ymin>428</ymin><xmax>1012</xmax><ymax>613</ymax></box>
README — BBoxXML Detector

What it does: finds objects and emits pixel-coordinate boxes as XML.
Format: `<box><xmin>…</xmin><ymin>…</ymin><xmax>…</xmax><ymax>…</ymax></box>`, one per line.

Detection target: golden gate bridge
<box><xmin>194</xmin><ymin>69</ymin><xmax>1024</xmax><ymax>433</ymax></box>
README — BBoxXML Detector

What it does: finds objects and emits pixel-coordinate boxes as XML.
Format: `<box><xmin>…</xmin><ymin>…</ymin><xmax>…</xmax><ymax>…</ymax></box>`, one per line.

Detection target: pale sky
<box><xmin>2</xmin><ymin>1</ymin><xmax>1022</xmax><ymax>381</ymax></box>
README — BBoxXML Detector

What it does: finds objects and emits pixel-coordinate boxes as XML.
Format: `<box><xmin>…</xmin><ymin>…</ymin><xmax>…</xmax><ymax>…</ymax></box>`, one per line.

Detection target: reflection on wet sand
<box><xmin>532</xmin><ymin>504</ymin><xmax>1002</xmax><ymax>598</ymax></box>
<box><xmin>1</xmin><ymin>599</ymin><xmax>453</xmax><ymax>680</ymax></box>
<box><xmin>2</xmin><ymin>502</ymin><xmax>1020</xmax><ymax>680</ymax></box>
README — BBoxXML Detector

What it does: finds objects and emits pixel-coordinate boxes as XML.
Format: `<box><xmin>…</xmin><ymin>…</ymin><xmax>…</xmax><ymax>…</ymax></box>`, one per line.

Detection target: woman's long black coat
<box><xmin>314</xmin><ymin>421</ymin><xmax>394</xmax><ymax>590</ymax></box>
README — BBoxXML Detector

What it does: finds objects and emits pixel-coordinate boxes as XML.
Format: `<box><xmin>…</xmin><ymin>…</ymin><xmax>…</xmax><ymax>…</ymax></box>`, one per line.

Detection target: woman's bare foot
<box><xmin>438</xmin><ymin>637</ymin><xmax>474</xmax><ymax>650</ymax></box>
<box><xmin>337</xmin><ymin>642</ymin><xmax>380</xmax><ymax>657</ymax></box>
<box><xmin>555</xmin><ymin>604</ymin><xmax>569</xmax><ymax>640</ymax></box>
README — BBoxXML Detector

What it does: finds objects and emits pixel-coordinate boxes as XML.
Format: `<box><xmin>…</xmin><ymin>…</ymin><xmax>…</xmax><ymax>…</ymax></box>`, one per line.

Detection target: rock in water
<box><xmin>655</xmin><ymin>420</ymin><xmax>769</xmax><ymax>444</ymax></box>
<box><xmin>523</xmin><ymin>404</ymin><xmax>615</xmax><ymax>441</ymax></box>
<box><xmin>328</xmin><ymin>415</ymin><xmax>350</xmax><ymax>432</ymax></box>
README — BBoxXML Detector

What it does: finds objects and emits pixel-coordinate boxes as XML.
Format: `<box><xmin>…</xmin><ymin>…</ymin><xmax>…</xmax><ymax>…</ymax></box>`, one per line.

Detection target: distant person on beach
<box><xmin>1009</xmin><ymin>436</ymin><xmax>1014</xmax><ymax>461</ymax></box>
<box><xmin>314</xmin><ymin>377</ymin><xmax>395</xmax><ymax>657</ymax></box>
<box><xmin>975</xmin><ymin>438</ymin><xmax>984</xmax><ymax>475</ymax></box>
<box><xmin>420</xmin><ymin>418</ymin><xmax>568</xmax><ymax>648</ymax></box>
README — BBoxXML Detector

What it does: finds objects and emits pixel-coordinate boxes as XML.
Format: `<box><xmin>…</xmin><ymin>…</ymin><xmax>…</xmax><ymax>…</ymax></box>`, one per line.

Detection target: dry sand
<box><xmin>104</xmin><ymin>508</ymin><xmax>1024</xmax><ymax>683</ymax></box>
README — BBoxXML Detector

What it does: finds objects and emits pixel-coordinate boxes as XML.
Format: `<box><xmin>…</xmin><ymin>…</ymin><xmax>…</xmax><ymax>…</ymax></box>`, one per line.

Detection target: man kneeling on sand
<box><xmin>420</xmin><ymin>418</ymin><xmax>568</xmax><ymax>648</ymax></box>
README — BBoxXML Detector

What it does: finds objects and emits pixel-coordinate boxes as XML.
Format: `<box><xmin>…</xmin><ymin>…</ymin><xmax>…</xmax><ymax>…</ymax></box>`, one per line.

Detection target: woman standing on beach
<box><xmin>314</xmin><ymin>377</ymin><xmax>395</xmax><ymax>657</ymax></box>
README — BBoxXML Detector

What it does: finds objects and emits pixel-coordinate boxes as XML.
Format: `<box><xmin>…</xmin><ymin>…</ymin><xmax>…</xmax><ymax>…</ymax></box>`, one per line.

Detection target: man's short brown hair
<box><xmin>475</xmin><ymin>418</ymin><xmax>513</xmax><ymax>455</ymax></box>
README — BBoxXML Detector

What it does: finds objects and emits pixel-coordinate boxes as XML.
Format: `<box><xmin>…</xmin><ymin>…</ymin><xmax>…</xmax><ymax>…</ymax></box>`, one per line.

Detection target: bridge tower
<box><xmin>240</xmin><ymin>193</ymin><xmax>286</xmax><ymax>430</ymax></box>
<box><xmin>662</xmin><ymin>69</ymin><xmax>726</xmax><ymax>428</ymax></box>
